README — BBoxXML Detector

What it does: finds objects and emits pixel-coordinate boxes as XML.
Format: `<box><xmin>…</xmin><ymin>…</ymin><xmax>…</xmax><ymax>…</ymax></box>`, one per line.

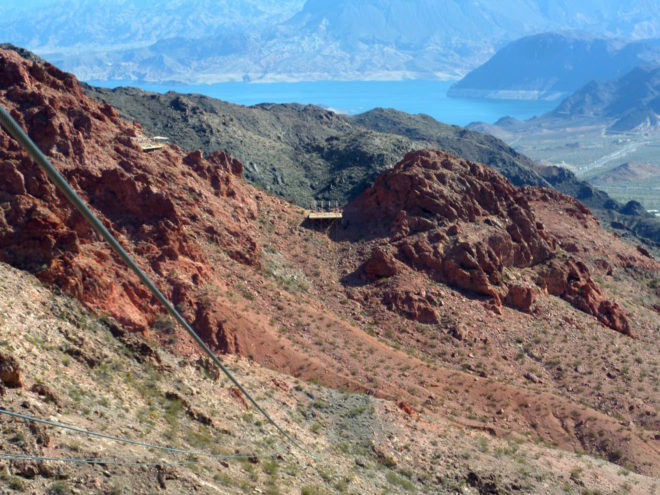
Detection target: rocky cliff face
<box><xmin>344</xmin><ymin>150</ymin><xmax>632</xmax><ymax>335</ymax></box>
<box><xmin>0</xmin><ymin>49</ymin><xmax>258</xmax><ymax>340</ymax></box>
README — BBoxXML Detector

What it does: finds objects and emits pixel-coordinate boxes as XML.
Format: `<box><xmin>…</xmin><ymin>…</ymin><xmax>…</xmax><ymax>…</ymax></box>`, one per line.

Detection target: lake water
<box><xmin>88</xmin><ymin>79</ymin><xmax>558</xmax><ymax>127</ymax></box>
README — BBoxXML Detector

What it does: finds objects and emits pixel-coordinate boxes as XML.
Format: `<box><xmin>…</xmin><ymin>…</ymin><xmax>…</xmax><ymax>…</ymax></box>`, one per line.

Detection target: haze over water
<box><xmin>88</xmin><ymin>80</ymin><xmax>558</xmax><ymax>127</ymax></box>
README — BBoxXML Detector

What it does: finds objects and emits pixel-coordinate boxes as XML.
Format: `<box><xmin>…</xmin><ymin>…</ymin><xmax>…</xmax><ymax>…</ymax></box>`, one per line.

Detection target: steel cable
<box><xmin>0</xmin><ymin>407</ymin><xmax>280</xmax><ymax>460</ymax></box>
<box><xmin>0</xmin><ymin>103</ymin><xmax>313</xmax><ymax>459</ymax></box>
<box><xmin>0</xmin><ymin>452</ymin><xmax>198</xmax><ymax>466</ymax></box>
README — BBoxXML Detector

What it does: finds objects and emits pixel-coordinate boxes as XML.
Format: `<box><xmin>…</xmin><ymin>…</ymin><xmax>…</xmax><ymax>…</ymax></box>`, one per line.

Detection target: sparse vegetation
<box><xmin>1</xmin><ymin>49</ymin><xmax>659</xmax><ymax>494</ymax></box>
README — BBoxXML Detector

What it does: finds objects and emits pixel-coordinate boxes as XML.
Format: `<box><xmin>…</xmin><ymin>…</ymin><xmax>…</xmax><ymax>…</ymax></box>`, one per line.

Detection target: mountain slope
<box><xmin>4</xmin><ymin>261</ymin><xmax>660</xmax><ymax>493</ymax></box>
<box><xmin>83</xmin><ymin>85</ymin><xmax>550</xmax><ymax>205</ymax></box>
<box><xmin>552</xmin><ymin>65</ymin><xmax>660</xmax><ymax>132</ymax></box>
<box><xmin>2</xmin><ymin>48</ymin><xmax>660</xmax><ymax>487</ymax></box>
<box><xmin>589</xmin><ymin>162</ymin><xmax>660</xmax><ymax>185</ymax></box>
<box><xmin>85</xmin><ymin>83</ymin><xmax>660</xmax><ymax>246</ymax></box>
<box><xmin>467</xmin><ymin>64</ymin><xmax>660</xmax><ymax>132</ymax></box>
<box><xmin>348</xmin><ymin>108</ymin><xmax>547</xmax><ymax>187</ymax></box>
<box><xmin>450</xmin><ymin>32</ymin><xmax>660</xmax><ymax>101</ymax></box>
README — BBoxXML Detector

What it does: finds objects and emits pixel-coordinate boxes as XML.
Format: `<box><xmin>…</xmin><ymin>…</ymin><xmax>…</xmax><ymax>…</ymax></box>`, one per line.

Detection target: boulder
<box><xmin>0</xmin><ymin>352</ymin><xmax>23</xmax><ymax>388</ymax></box>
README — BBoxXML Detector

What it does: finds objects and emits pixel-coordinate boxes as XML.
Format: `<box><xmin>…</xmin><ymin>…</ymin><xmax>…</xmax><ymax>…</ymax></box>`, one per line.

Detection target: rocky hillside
<box><xmin>449</xmin><ymin>32</ymin><xmax>660</xmax><ymax>101</ymax></box>
<box><xmin>1</xmin><ymin>48</ymin><xmax>660</xmax><ymax>492</ymax></box>
<box><xmin>83</xmin><ymin>84</ymin><xmax>549</xmax><ymax>206</ymax></box>
<box><xmin>527</xmin><ymin>163</ymin><xmax>660</xmax><ymax>247</ymax></box>
<box><xmin>3</xmin><ymin>261</ymin><xmax>659</xmax><ymax>494</ymax></box>
<box><xmin>85</xmin><ymin>81</ymin><xmax>660</xmax><ymax>247</ymax></box>
<box><xmin>346</xmin><ymin>108</ymin><xmax>546</xmax><ymax>187</ymax></box>
<box><xmin>342</xmin><ymin>150</ymin><xmax>632</xmax><ymax>334</ymax></box>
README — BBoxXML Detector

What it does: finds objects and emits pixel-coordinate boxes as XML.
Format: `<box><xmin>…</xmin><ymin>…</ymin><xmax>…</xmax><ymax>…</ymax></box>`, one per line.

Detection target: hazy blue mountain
<box><xmin>285</xmin><ymin>0</ymin><xmax>532</xmax><ymax>47</ymax></box>
<box><xmin>0</xmin><ymin>0</ymin><xmax>305</xmax><ymax>50</ymax></box>
<box><xmin>552</xmin><ymin>65</ymin><xmax>660</xmax><ymax>132</ymax></box>
<box><xmin>5</xmin><ymin>0</ymin><xmax>660</xmax><ymax>83</ymax></box>
<box><xmin>468</xmin><ymin>65</ymin><xmax>660</xmax><ymax>134</ymax></box>
<box><xmin>449</xmin><ymin>32</ymin><xmax>660</xmax><ymax>100</ymax></box>
<box><xmin>283</xmin><ymin>0</ymin><xmax>660</xmax><ymax>48</ymax></box>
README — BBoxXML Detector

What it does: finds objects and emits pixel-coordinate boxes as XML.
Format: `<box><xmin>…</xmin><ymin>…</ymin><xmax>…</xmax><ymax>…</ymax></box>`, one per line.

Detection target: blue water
<box><xmin>87</xmin><ymin>79</ymin><xmax>558</xmax><ymax>127</ymax></box>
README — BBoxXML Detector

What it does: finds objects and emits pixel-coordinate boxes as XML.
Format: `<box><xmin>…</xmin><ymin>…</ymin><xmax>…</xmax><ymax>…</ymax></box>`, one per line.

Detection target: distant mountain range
<box><xmin>0</xmin><ymin>0</ymin><xmax>305</xmax><ymax>48</ymax></box>
<box><xmin>468</xmin><ymin>64</ymin><xmax>660</xmax><ymax>134</ymax></box>
<box><xmin>5</xmin><ymin>0</ymin><xmax>660</xmax><ymax>83</ymax></box>
<box><xmin>464</xmin><ymin>62</ymin><xmax>660</xmax><ymax>225</ymax></box>
<box><xmin>589</xmin><ymin>162</ymin><xmax>660</xmax><ymax>186</ymax></box>
<box><xmin>449</xmin><ymin>32</ymin><xmax>660</xmax><ymax>101</ymax></box>
<box><xmin>553</xmin><ymin>65</ymin><xmax>660</xmax><ymax>132</ymax></box>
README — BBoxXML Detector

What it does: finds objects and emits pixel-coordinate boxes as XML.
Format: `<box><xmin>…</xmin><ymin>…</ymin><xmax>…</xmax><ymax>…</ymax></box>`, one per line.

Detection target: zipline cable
<box><xmin>0</xmin><ymin>103</ymin><xmax>312</xmax><ymax>459</ymax></box>
<box><xmin>0</xmin><ymin>452</ymin><xmax>199</xmax><ymax>467</ymax></box>
<box><xmin>0</xmin><ymin>407</ymin><xmax>279</xmax><ymax>460</ymax></box>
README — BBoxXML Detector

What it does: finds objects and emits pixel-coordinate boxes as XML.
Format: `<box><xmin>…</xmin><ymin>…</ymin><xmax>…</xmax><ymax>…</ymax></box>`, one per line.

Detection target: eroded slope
<box><xmin>1</xmin><ymin>49</ymin><xmax>659</xmax><ymax>483</ymax></box>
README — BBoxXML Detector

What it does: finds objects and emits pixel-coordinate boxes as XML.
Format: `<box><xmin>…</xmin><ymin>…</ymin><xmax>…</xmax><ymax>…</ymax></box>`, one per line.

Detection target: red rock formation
<box><xmin>505</xmin><ymin>283</ymin><xmax>541</xmax><ymax>313</ymax></box>
<box><xmin>536</xmin><ymin>257</ymin><xmax>632</xmax><ymax>336</ymax></box>
<box><xmin>346</xmin><ymin>150</ymin><xmax>553</xmax><ymax>305</ymax></box>
<box><xmin>382</xmin><ymin>288</ymin><xmax>439</xmax><ymax>323</ymax></box>
<box><xmin>192</xmin><ymin>301</ymin><xmax>242</xmax><ymax>354</ymax></box>
<box><xmin>361</xmin><ymin>247</ymin><xmax>401</xmax><ymax>280</ymax></box>
<box><xmin>0</xmin><ymin>49</ymin><xmax>258</xmax><ymax>335</ymax></box>
<box><xmin>398</xmin><ymin>400</ymin><xmax>417</xmax><ymax>418</ymax></box>
<box><xmin>345</xmin><ymin>150</ymin><xmax>632</xmax><ymax>334</ymax></box>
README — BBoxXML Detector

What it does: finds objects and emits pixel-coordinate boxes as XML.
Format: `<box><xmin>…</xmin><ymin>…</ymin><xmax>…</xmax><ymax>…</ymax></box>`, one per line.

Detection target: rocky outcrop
<box><xmin>346</xmin><ymin>150</ymin><xmax>554</xmax><ymax>306</ymax></box>
<box><xmin>536</xmin><ymin>257</ymin><xmax>632</xmax><ymax>336</ymax></box>
<box><xmin>192</xmin><ymin>301</ymin><xmax>242</xmax><ymax>354</ymax></box>
<box><xmin>346</xmin><ymin>150</ymin><xmax>632</xmax><ymax>334</ymax></box>
<box><xmin>504</xmin><ymin>283</ymin><xmax>541</xmax><ymax>313</ymax></box>
<box><xmin>0</xmin><ymin>49</ymin><xmax>258</xmax><ymax>336</ymax></box>
<box><xmin>382</xmin><ymin>289</ymin><xmax>439</xmax><ymax>324</ymax></box>
<box><xmin>361</xmin><ymin>247</ymin><xmax>401</xmax><ymax>280</ymax></box>
<box><xmin>0</xmin><ymin>352</ymin><xmax>23</xmax><ymax>388</ymax></box>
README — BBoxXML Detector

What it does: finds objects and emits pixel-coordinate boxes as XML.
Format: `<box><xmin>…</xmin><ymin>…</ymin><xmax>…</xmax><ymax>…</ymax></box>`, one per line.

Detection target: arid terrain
<box><xmin>1</xmin><ymin>48</ymin><xmax>659</xmax><ymax>494</ymax></box>
<box><xmin>466</xmin><ymin>63</ymin><xmax>660</xmax><ymax>214</ymax></box>
<box><xmin>83</xmin><ymin>76</ymin><xmax>660</xmax><ymax>250</ymax></box>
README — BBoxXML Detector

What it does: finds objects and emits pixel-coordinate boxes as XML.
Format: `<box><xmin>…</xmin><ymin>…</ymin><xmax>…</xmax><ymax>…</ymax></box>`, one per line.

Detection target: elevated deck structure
<box><xmin>137</xmin><ymin>135</ymin><xmax>167</xmax><ymax>152</ymax></box>
<box><xmin>306</xmin><ymin>211</ymin><xmax>343</xmax><ymax>220</ymax></box>
<box><xmin>140</xmin><ymin>143</ymin><xmax>165</xmax><ymax>152</ymax></box>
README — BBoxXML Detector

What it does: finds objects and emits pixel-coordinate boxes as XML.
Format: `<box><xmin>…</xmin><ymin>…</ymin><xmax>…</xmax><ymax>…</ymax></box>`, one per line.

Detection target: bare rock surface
<box><xmin>344</xmin><ymin>150</ymin><xmax>631</xmax><ymax>334</ymax></box>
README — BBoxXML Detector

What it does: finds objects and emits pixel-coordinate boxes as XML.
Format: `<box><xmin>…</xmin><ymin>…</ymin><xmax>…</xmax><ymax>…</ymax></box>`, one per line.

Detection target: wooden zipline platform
<box><xmin>306</xmin><ymin>211</ymin><xmax>343</xmax><ymax>220</ymax></box>
<box><xmin>140</xmin><ymin>144</ymin><xmax>164</xmax><ymax>152</ymax></box>
<box><xmin>137</xmin><ymin>135</ymin><xmax>168</xmax><ymax>152</ymax></box>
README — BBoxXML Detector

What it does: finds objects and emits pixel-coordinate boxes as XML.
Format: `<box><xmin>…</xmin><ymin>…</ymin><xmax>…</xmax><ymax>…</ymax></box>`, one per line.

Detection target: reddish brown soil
<box><xmin>1</xmin><ymin>49</ymin><xmax>659</xmax><ymax>476</ymax></box>
<box><xmin>342</xmin><ymin>150</ymin><xmax>631</xmax><ymax>335</ymax></box>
